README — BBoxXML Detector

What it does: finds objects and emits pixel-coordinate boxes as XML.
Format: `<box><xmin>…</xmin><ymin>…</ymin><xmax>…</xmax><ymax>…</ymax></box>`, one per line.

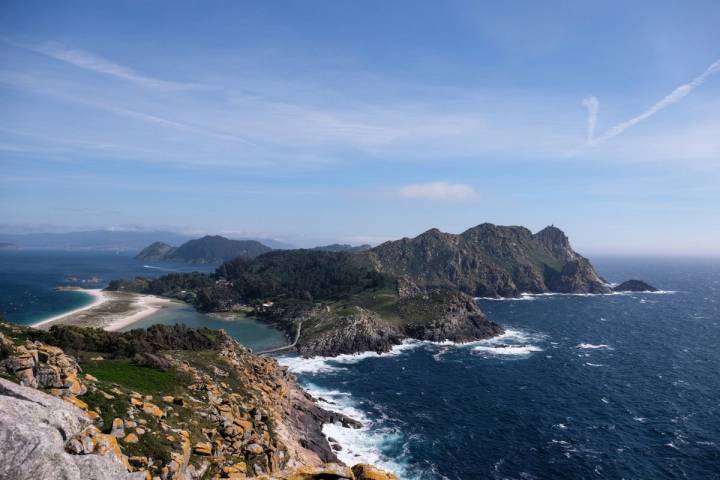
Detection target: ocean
<box><xmin>1</xmin><ymin>252</ymin><xmax>718</xmax><ymax>478</ymax></box>
<box><xmin>278</xmin><ymin>257</ymin><xmax>720</xmax><ymax>479</ymax></box>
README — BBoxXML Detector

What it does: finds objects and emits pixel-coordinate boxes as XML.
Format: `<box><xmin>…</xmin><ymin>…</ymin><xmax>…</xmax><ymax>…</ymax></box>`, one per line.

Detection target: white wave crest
<box><xmin>143</xmin><ymin>265</ymin><xmax>178</xmax><ymax>271</ymax></box>
<box><xmin>473</xmin><ymin>345</ymin><xmax>543</xmax><ymax>356</ymax></box>
<box><xmin>474</xmin><ymin>295</ymin><xmax>537</xmax><ymax>301</ymax></box>
<box><xmin>576</xmin><ymin>343</ymin><xmax>613</xmax><ymax>350</ymax></box>
<box><xmin>277</xmin><ymin>341</ymin><xmax>422</xmax><ymax>374</ymax></box>
<box><xmin>304</xmin><ymin>384</ymin><xmax>410</xmax><ymax>478</ymax></box>
<box><xmin>584</xmin><ymin>362</ymin><xmax>605</xmax><ymax>367</ymax></box>
<box><xmin>470</xmin><ymin>328</ymin><xmax>545</xmax><ymax>357</ymax></box>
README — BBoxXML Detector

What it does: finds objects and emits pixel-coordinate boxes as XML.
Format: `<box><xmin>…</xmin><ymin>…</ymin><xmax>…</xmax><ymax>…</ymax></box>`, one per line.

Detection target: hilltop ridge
<box><xmin>136</xmin><ymin>235</ymin><xmax>272</xmax><ymax>264</ymax></box>
<box><xmin>368</xmin><ymin>223</ymin><xmax>609</xmax><ymax>297</ymax></box>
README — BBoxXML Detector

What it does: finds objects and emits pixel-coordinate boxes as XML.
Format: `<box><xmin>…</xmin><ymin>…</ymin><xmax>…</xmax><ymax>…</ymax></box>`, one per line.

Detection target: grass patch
<box><xmin>83</xmin><ymin>360</ymin><xmax>179</xmax><ymax>394</ymax></box>
<box><xmin>123</xmin><ymin>431</ymin><xmax>174</xmax><ymax>465</ymax></box>
<box><xmin>82</xmin><ymin>389</ymin><xmax>130</xmax><ymax>432</ymax></box>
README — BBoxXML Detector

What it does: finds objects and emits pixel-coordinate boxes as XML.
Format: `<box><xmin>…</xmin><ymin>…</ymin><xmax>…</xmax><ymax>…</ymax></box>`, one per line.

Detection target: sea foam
<box><xmin>470</xmin><ymin>328</ymin><xmax>546</xmax><ymax>357</ymax></box>
<box><xmin>303</xmin><ymin>383</ymin><xmax>412</xmax><ymax>479</ymax></box>
<box><xmin>277</xmin><ymin>341</ymin><xmax>422</xmax><ymax>374</ymax></box>
<box><xmin>576</xmin><ymin>343</ymin><xmax>613</xmax><ymax>350</ymax></box>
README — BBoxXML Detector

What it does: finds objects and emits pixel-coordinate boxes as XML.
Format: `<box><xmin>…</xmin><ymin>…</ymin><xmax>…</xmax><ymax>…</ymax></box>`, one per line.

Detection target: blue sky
<box><xmin>1</xmin><ymin>0</ymin><xmax>719</xmax><ymax>252</ymax></box>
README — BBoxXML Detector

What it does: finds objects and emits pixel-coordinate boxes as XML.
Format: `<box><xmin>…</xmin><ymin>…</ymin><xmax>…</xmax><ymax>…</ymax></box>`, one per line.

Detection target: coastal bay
<box><xmin>32</xmin><ymin>287</ymin><xmax>176</xmax><ymax>331</ymax></box>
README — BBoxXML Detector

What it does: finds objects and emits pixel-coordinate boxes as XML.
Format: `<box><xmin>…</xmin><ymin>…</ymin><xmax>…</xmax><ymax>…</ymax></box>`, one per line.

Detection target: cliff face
<box><xmin>261</xmin><ymin>290</ymin><xmax>504</xmax><ymax>358</ymax></box>
<box><xmin>0</xmin><ymin>323</ymin><xmax>397</xmax><ymax>480</ymax></box>
<box><xmin>367</xmin><ymin>224</ymin><xmax>610</xmax><ymax>297</ymax></box>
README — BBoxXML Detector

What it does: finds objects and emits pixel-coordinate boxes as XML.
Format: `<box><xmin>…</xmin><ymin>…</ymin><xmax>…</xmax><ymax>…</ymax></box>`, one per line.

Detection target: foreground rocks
<box><xmin>0</xmin><ymin>326</ymin><xmax>397</xmax><ymax>479</ymax></box>
<box><xmin>0</xmin><ymin>378</ymin><xmax>144</xmax><ymax>480</ymax></box>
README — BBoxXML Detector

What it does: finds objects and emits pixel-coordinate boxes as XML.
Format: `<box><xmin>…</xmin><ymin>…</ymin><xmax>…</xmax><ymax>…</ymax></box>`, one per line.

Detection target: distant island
<box><xmin>136</xmin><ymin>235</ymin><xmax>273</xmax><ymax>264</ymax></box>
<box><xmin>111</xmin><ymin>223</ymin><xmax>656</xmax><ymax>357</ymax></box>
<box><xmin>311</xmin><ymin>244</ymin><xmax>372</xmax><ymax>253</ymax></box>
<box><xmin>0</xmin><ymin>242</ymin><xmax>16</xmax><ymax>250</ymax></box>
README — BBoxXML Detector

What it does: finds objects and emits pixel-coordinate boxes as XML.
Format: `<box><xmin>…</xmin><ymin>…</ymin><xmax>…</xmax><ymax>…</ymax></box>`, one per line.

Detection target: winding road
<box><xmin>256</xmin><ymin>321</ymin><xmax>302</xmax><ymax>355</ymax></box>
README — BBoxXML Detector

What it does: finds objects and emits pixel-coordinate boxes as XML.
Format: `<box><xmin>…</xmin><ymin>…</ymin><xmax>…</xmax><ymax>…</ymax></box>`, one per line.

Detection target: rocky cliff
<box><xmin>367</xmin><ymin>224</ymin><xmax>610</xmax><ymax>297</ymax></box>
<box><xmin>0</xmin><ymin>322</ymin><xmax>397</xmax><ymax>480</ymax></box>
<box><xmin>261</xmin><ymin>289</ymin><xmax>503</xmax><ymax>357</ymax></box>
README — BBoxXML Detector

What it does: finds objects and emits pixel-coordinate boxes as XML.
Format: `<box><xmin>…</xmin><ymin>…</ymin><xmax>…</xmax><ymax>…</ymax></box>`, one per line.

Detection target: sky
<box><xmin>1</xmin><ymin>0</ymin><xmax>719</xmax><ymax>253</ymax></box>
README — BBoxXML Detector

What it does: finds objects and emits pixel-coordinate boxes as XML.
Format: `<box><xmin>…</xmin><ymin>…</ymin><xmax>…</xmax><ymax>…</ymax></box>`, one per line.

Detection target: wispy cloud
<box><xmin>582</xmin><ymin>96</ymin><xmax>599</xmax><ymax>146</ymax></box>
<box><xmin>24</xmin><ymin>42</ymin><xmax>193</xmax><ymax>90</ymax></box>
<box><xmin>398</xmin><ymin>182</ymin><xmax>479</xmax><ymax>201</ymax></box>
<box><xmin>586</xmin><ymin>58</ymin><xmax>720</xmax><ymax>145</ymax></box>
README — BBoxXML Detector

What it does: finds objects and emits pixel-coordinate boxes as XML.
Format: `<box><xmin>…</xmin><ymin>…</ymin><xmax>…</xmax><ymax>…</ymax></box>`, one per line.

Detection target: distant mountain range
<box><xmin>0</xmin><ymin>230</ymin><xmax>293</xmax><ymax>251</ymax></box>
<box><xmin>311</xmin><ymin>243</ymin><xmax>372</xmax><ymax>253</ymax></box>
<box><xmin>136</xmin><ymin>235</ymin><xmax>273</xmax><ymax>264</ymax></box>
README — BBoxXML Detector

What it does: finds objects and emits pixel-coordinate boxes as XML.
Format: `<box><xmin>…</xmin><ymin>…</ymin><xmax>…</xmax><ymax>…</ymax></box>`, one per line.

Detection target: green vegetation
<box><xmin>82</xmin><ymin>388</ymin><xmax>133</xmax><ymax>432</ymax></box>
<box><xmin>216</xmin><ymin>250</ymin><xmax>391</xmax><ymax>302</ymax></box>
<box><xmin>23</xmin><ymin>323</ymin><xmax>224</xmax><ymax>358</ymax></box>
<box><xmin>83</xmin><ymin>360</ymin><xmax>180</xmax><ymax>394</ymax></box>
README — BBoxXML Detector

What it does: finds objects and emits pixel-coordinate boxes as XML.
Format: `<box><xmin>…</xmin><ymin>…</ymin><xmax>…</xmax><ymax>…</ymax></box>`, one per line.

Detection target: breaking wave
<box><xmin>303</xmin><ymin>383</ymin><xmax>413</xmax><ymax>479</ymax></box>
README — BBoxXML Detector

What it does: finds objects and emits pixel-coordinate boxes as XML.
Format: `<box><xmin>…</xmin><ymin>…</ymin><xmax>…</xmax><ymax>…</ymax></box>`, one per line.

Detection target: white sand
<box><xmin>104</xmin><ymin>295</ymin><xmax>172</xmax><ymax>331</ymax></box>
<box><xmin>32</xmin><ymin>288</ymin><xmax>108</xmax><ymax>328</ymax></box>
<box><xmin>32</xmin><ymin>288</ymin><xmax>174</xmax><ymax>331</ymax></box>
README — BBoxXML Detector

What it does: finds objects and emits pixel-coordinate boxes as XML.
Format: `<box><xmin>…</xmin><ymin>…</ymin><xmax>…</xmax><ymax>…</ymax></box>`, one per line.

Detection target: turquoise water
<box><xmin>0</xmin><ymin>250</ymin><xmax>285</xmax><ymax>351</ymax></box>
<box><xmin>124</xmin><ymin>302</ymin><xmax>286</xmax><ymax>351</ymax></box>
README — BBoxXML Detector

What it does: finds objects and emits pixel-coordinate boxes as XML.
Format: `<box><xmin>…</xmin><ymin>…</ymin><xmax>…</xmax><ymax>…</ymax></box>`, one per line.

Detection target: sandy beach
<box><xmin>32</xmin><ymin>287</ymin><xmax>176</xmax><ymax>331</ymax></box>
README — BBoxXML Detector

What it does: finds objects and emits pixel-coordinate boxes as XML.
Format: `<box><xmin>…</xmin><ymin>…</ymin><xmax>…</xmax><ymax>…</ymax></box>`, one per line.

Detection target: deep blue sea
<box><xmin>278</xmin><ymin>257</ymin><xmax>720</xmax><ymax>480</ymax></box>
<box><xmin>1</xmin><ymin>252</ymin><xmax>718</xmax><ymax>478</ymax></box>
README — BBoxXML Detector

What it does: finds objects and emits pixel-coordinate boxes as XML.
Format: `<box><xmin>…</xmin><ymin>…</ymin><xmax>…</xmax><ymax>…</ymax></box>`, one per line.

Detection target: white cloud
<box><xmin>398</xmin><ymin>182</ymin><xmax>479</xmax><ymax>201</ymax></box>
<box><xmin>27</xmin><ymin>42</ymin><xmax>192</xmax><ymax>90</ymax></box>
<box><xmin>588</xmin><ymin>58</ymin><xmax>720</xmax><ymax>145</ymax></box>
<box><xmin>582</xmin><ymin>96</ymin><xmax>599</xmax><ymax>145</ymax></box>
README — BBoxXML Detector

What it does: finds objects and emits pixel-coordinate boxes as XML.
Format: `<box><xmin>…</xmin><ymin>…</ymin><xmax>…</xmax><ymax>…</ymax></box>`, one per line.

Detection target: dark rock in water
<box><xmin>613</xmin><ymin>279</ymin><xmax>658</xmax><ymax>292</ymax></box>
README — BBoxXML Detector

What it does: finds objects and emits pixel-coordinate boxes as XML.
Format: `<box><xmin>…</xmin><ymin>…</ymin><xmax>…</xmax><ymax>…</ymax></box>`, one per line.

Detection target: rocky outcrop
<box><xmin>368</xmin><ymin>224</ymin><xmax>611</xmax><ymax>297</ymax></box>
<box><xmin>262</xmin><ymin>303</ymin><xmax>405</xmax><ymax>358</ymax></box>
<box><xmin>613</xmin><ymin>279</ymin><xmax>658</xmax><ymax>292</ymax></box>
<box><xmin>398</xmin><ymin>290</ymin><xmax>504</xmax><ymax>342</ymax></box>
<box><xmin>1</xmin><ymin>335</ymin><xmax>86</xmax><ymax>396</ymax></box>
<box><xmin>0</xmin><ymin>378</ymin><xmax>144</xmax><ymax>480</ymax></box>
<box><xmin>263</xmin><ymin>290</ymin><xmax>504</xmax><ymax>357</ymax></box>
<box><xmin>0</xmin><ymin>324</ymin><xmax>397</xmax><ymax>479</ymax></box>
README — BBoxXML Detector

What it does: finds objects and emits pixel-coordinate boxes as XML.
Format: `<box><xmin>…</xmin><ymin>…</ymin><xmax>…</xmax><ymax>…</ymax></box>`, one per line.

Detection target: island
<box><xmin>110</xmin><ymin>223</ymin><xmax>656</xmax><ymax>357</ymax></box>
<box><xmin>136</xmin><ymin>235</ymin><xmax>273</xmax><ymax>264</ymax></box>
<box><xmin>613</xmin><ymin>279</ymin><xmax>659</xmax><ymax>292</ymax></box>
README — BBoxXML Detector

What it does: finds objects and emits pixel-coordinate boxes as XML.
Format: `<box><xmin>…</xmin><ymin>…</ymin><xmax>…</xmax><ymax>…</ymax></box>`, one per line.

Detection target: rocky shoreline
<box><xmin>260</xmin><ymin>290</ymin><xmax>504</xmax><ymax>358</ymax></box>
<box><xmin>0</xmin><ymin>321</ymin><xmax>397</xmax><ymax>479</ymax></box>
